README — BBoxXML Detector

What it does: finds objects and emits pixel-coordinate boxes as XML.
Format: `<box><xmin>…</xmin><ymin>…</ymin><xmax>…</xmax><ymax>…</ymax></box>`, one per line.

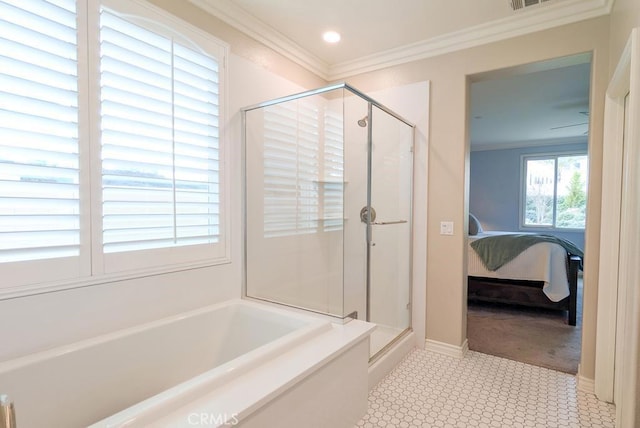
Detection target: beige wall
<box><xmin>341</xmin><ymin>16</ymin><xmax>610</xmax><ymax>380</ymax></box>
<box><xmin>609</xmin><ymin>0</ymin><xmax>640</xmax><ymax>73</ymax></box>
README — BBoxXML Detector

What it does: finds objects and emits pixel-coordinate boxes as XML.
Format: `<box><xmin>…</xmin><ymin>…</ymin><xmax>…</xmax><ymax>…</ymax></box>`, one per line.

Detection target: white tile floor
<box><xmin>356</xmin><ymin>349</ymin><xmax>615</xmax><ymax>428</ymax></box>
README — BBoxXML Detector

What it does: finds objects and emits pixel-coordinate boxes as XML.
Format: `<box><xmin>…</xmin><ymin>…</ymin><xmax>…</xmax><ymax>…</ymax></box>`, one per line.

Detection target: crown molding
<box><xmin>190</xmin><ymin>0</ymin><xmax>613</xmax><ymax>82</ymax></box>
<box><xmin>189</xmin><ymin>0</ymin><xmax>330</xmax><ymax>79</ymax></box>
<box><xmin>329</xmin><ymin>0</ymin><xmax>613</xmax><ymax>80</ymax></box>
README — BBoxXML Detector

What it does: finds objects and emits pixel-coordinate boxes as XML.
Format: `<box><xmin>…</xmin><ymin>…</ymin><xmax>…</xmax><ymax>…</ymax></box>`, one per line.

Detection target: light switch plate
<box><xmin>440</xmin><ymin>221</ymin><xmax>454</xmax><ymax>235</ymax></box>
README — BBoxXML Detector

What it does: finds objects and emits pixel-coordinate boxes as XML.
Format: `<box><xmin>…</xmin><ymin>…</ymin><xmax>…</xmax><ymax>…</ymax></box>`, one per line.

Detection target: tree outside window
<box><xmin>523</xmin><ymin>154</ymin><xmax>588</xmax><ymax>229</ymax></box>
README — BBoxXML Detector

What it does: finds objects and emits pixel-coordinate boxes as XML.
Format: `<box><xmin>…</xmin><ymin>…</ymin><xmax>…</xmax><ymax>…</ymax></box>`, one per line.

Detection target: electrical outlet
<box><xmin>440</xmin><ymin>221</ymin><xmax>454</xmax><ymax>235</ymax></box>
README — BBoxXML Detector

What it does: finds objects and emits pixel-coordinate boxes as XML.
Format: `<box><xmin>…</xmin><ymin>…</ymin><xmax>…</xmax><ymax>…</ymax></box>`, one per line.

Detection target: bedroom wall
<box><xmin>469</xmin><ymin>142</ymin><xmax>588</xmax><ymax>250</ymax></box>
<box><xmin>342</xmin><ymin>16</ymin><xmax>610</xmax><ymax>382</ymax></box>
<box><xmin>0</xmin><ymin>1</ymin><xmax>324</xmax><ymax>362</ymax></box>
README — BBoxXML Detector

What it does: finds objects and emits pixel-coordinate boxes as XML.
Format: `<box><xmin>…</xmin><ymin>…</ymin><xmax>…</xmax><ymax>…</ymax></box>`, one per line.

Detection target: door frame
<box><xmin>595</xmin><ymin>28</ymin><xmax>640</xmax><ymax>427</ymax></box>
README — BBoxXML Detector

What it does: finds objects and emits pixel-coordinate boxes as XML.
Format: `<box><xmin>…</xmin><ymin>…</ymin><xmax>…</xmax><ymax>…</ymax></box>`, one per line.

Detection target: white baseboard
<box><xmin>577</xmin><ymin>374</ymin><xmax>595</xmax><ymax>394</ymax></box>
<box><xmin>425</xmin><ymin>338</ymin><xmax>469</xmax><ymax>358</ymax></box>
<box><xmin>461</xmin><ymin>339</ymin><xmax>469</xmax><ymax>356</ymax></box>
<box><xmin>368</xmin><ymin>332</ymin><xmax>415</xmax><ymax>390</ymax></box>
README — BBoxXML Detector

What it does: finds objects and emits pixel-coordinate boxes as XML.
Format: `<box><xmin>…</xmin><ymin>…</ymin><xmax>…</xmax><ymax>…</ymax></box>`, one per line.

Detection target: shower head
<box><xmin>357</xmin><ymin>116</ymin><xmax>368</xmax><ymax>127</ymax></box>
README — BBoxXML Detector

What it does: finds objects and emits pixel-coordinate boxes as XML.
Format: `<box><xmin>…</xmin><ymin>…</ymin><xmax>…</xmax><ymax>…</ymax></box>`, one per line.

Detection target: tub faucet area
<box><xmin>0</xmin><ymin>395</ymin><xmax>16</xmax><ymax>428</ymax></box>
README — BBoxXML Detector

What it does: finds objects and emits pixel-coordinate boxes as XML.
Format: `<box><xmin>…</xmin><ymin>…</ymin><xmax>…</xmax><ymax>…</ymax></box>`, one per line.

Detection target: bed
<box><xmin>467</xmin><ymin>216</ymin><xmax>582</xmax><ymax>326</ymax></box>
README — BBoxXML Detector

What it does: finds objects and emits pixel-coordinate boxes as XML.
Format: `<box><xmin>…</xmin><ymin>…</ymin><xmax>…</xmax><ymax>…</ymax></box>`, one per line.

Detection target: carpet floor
<box><xmin>467</xmin><ymin>279</ymin><xmax>583</xmax><ymax>374</ymax></box>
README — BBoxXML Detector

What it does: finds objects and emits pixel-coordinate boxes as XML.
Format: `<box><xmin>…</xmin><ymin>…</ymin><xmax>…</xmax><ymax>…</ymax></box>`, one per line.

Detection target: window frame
<box><xmin>519</xmin><ymin>150</ymin><xmax>588</xmax><ymax>232</ymax></box>
<box><xmin>93</xmin><ymin>0</ymin><xmax>230</xmax><ymax>275</ymax></box>
<box><xmin>0</xmin><ymin>0</ymin><xmax>230</xmax><ymax>298</ymax></box>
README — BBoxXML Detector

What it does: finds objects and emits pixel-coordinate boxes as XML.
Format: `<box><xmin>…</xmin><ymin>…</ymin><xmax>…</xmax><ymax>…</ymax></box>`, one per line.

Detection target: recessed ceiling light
<box><xmin>322</xmin><ymin>31</ymin><xmax>341</xmax><ymax>44</ymax></box>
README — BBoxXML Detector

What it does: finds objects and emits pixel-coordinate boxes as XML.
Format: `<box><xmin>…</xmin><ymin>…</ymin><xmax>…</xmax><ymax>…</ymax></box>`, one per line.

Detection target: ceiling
<box><xmin>470</xmin><ymin>57</ymin><xmax>592</xmax><ymax>149</ymax></box>
<box><xmin>191</xmin><ymin>0</ymin><xmax>608</xmax><ymax>147</ymax></box>
<box><xmin>221</xmin><ymin>0</ymin><xmax>526</xmax><ymax>65</ymax></box>
<box><xmin>191</xmin><ymin>0</ymin><xmax>611</xmax><ymax>79</ymax></box>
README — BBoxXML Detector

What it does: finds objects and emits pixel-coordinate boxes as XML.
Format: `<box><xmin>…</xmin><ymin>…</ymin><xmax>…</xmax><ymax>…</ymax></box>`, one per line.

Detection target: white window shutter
<box><xmin>99</xmin><ymin>7</ymin><xmax>220</xmax><ymax>254</ymax></box>
<box><xmin>262</xmin><ymin>101</ymin><xmax>345</xmax><ymax>237</ymax></box>
<box><xmin>322</xmin><ymin>109</ymin><xmax>344</xmax><ymax>232</ymax></box>
<box><xmin>0</xmin><ymin>0</ymin><xmax>80</xmax><ymax>263</ymax></box>
<box><xmin>263</xmin><ymin>101</ymin><xmax>320</xmax><ymax>237</ymax></box>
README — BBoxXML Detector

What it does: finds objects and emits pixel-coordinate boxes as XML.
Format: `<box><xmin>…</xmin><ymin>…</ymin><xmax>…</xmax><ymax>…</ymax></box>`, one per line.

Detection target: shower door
<box><xmin>242</xmin><ymin>83</ymin><xmax>414</xmax><ymax>360</ymax></box>
<box><xmin>366</xmin><ymin>105</ymin><xmax>413</xmax><ymax>357</ymax></box>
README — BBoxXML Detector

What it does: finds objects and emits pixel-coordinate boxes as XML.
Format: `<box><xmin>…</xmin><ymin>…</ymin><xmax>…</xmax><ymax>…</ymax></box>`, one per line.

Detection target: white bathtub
<box><xmin>0</xmin><ymin>299</ymin><xmax>374</xmax><ymax>428</ymax></box>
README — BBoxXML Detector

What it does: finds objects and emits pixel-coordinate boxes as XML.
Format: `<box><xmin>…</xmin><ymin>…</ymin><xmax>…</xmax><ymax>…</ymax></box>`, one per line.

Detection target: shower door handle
<box><xmin>371</xmin><ymin>220</ymin><xmax>407</xmax><ymax>225</ymax></box>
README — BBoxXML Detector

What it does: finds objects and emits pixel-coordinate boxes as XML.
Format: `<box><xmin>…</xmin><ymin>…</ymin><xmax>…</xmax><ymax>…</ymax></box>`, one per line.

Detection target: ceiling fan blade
<box><xmin>550</xmin><ymin>122</ymin><xmax>589</xmax><ymax>130</ymax></box>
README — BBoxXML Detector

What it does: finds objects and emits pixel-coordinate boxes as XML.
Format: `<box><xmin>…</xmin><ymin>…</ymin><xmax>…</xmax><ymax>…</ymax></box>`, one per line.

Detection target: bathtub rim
<box><xmin>81</xmin><ymin>299</ymin><xmax>332</xmax><ymax>426</ymax></box>
<box><xmin>0</xmin><ymin>298</ymin><xmax>329</xmax><ymax>374</ymax></box>
<box><xmin>135</xmin><ymin>319</ymin><xmax>376</xmax><ymax>427</ymax></box>
<box><xmin>0</xmin><ymin>297</ymin><xmax>332</xmax><ymax>428</ymax></box>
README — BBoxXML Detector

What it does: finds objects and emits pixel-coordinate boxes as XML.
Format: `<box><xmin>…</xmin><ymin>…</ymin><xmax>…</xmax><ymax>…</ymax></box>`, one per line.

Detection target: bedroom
<box><xmin>467</xmin><ymin>57</ymin><xmax>591</xmax><ymax>373</ymax></box>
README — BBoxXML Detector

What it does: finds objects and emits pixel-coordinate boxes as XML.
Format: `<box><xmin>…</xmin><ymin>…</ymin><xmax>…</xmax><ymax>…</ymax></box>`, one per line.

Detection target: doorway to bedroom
<box><xmin>465</xmin><ymin>54</ymin><xmax>591</xmax><ymax>374</ymax></box>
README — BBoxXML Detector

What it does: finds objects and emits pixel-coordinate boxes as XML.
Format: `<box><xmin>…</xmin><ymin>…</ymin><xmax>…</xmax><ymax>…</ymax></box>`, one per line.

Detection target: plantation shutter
<box><xmin>322</xmin><ymin>109</ymin><xmax>344</xmax><ymax>231</ymax></box>
<box><xmin>0</xmin><ymin>0</ymin><xmax>80</xmax><ymax>263</ymax></box>
<box><xmin>99</xmin><ymin>7</ymin><xmax>220</xmax><ymax>254</ymax></box>
<box><xmin>263</xmin><ymin>101</ymin><xmax>319</xmax><ymax>237</ymax></box>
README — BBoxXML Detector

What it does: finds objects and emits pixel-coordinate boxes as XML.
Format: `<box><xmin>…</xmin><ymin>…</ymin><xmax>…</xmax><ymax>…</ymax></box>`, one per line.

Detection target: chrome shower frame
<box><xmin>241</xmin><ymin>82</ymin><xmax>415</xmax><ymax>328</ymax></box>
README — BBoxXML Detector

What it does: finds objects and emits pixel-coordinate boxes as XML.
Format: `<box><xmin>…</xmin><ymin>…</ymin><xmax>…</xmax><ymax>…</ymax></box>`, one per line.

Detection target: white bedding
<box><xmin>468</xmin><ymin>231</ymin><xmax>570</xmax><ymax>302</ymax></box>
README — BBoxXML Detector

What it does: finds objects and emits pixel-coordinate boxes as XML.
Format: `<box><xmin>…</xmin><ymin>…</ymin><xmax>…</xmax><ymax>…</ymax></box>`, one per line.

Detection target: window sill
<box><xmin>0</xmin><ymin>256</ymin><xmax>231</xmax><ymax>301</ymax></box>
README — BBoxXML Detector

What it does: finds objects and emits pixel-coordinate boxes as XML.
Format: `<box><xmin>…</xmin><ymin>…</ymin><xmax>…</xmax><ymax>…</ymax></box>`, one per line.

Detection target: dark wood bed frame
<box><xmin>467</xmin><ymin>255</ymin><xmax>581</xmax><ymax>326</ymax></box>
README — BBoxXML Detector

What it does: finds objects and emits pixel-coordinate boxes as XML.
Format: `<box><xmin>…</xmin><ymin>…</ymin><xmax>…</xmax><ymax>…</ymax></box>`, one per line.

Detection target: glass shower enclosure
<box><xmin>242</xmin><ymin>83</ymin><xmax>414</xmax><ymax>359</ymax></box>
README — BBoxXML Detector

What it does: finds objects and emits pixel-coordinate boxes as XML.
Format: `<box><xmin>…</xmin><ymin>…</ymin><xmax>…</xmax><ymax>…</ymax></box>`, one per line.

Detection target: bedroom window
<box><xmin>0</xmin><ymin>0</ymin><xmax>229</xmax><ymax>291</ymax></box>
<box><xmin>522</xmin><ymin>153</ymin><xmax>588</xmax><ymax>229</ymax></box>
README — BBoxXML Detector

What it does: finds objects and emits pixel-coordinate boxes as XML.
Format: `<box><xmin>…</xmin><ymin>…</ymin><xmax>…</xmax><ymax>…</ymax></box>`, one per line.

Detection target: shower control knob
<box><xmin>360</xmin><ymin>206</ymin><xmax>377</xmax><ymax>223</ymax></box>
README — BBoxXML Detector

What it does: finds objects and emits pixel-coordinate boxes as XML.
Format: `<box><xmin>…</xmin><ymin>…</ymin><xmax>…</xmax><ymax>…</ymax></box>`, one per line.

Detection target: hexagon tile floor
<box><xmin>356</xmin><ymin>349</ymin><xmax>615</xmax><ymax>427</ymax></box>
